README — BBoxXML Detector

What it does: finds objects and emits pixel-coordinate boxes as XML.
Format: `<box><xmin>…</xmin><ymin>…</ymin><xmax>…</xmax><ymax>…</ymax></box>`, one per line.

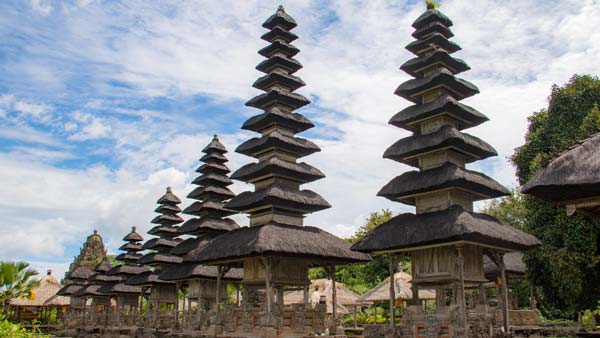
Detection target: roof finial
<box><xmin>47</xmin><ymin>269</ymin><xmax>52</xmax><ymax>275</ymax></box>
<box><xmin>278</xmin><ymin>5</ymin><xmax>285</xmax><ymax>11</ymax></box>
<box><xmin>131</xmin><ymin>226</ymin><xmax>136</xmax><ymax>232</ymax></box>
<box><xmin>93</xmin><ymin>229</ymin><xmax>98</xmax><ymax>235</ymax></box>
<box><xmin>213</xmin><ymin>134</ymin><xmax>219</xmax><ymax>141</ymax></box>
<box><xmin>166</xmin><ymin>186</ymin><xmax>172</xmax><ymax>193</ymax></box>
<box><xmin>425</xmin><ymin>0</ymin><xmax>440</xmax><ymax>10</ymax></box>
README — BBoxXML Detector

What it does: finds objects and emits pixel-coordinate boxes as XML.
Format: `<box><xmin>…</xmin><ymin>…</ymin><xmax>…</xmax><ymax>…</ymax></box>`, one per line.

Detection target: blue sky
<box><xmin>1</xmin><ymin>0</ymin><xmax>599</xmax><ymax>280</ymax></box>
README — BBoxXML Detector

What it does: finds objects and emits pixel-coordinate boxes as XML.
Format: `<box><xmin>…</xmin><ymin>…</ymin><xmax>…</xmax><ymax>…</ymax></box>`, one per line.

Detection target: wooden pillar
<box><xmin>410</xmin><ymin>253</ymin><xmax>419</xmax><ymax>305</ymax></box>
<box><xmin>456</xmin><ymin>246</ymin><xmax>467</xmax><ymax>329</ymax></box>
<box><xmin>262</xmin><ymin>258</ymin><xmax>273</xmax><ymax>314</ymax></box>
<box><xmin>175</xmin><ymin>282</ymin><xmax>180</xmax><ymax>329</ymax></box>
<box><xmin>303</xmin><ymin>284</ymin><xmax>309</xmax><ymax>307</ymax></box>
<box><xmin>236</xmin><ymin>283</ymin><xmax>240</xmax><ymax>306</ymax></box>
<box><xmin>326</xmin><ymin>266</ymin><xmax>338</xmax><ymax>321</ymax></box>
<box><xmin>499</xmin><ymin>252</ymin><xmax>510</xmax><ymax>334</ymax></box>
<box><xmin>389</xmin><ymin>255</ymin><xmax>396</xmax><ymax>328</ymax></box>
<box><xmin>353</xmin><ymin>305</ymin><xmax>358</xmax><ymax>328</ymax></box>
<box><xmin>197</xmin><ymin>281</ymin><xmax>204</xmax><ymax>327</ymax></box>
<box><xmin>182</xmin><ymin>286</ymin><xmax>187</xmax><ymax>329</ymax></box>
<box><xmin>216</xmin><ymin>266</ymin><xmax>222</xmax><ymax>309</ymax></box>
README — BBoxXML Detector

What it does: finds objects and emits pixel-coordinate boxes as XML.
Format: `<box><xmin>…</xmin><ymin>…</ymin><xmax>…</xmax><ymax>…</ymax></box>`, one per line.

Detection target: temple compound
<box><xmin>351</xmin><ymin>4</ymin><xmax>541</xmax><ymax>338</ymax></box>
<box><xmin>184</xmin><ymin>5</ymin><xmax>370</xmax><ymax>338</ymax></box>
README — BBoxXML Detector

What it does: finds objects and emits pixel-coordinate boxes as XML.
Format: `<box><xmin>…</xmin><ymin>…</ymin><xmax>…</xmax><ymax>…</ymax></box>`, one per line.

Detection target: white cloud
<box><xmin>2</xmin><ymin>0</ymin><xmax>600</xmax><ymax>268</ymax></box>
<box><xmin>29</xmin><ymin>0</ymin><xmax>53</xmax><ymax>16</ymax></box>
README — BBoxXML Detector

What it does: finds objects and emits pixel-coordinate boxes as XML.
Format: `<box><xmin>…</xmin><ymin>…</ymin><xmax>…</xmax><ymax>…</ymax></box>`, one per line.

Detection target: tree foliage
<box><xmin>0</xmin><ymin>262</ymin><xmax>39</xmax><ymax>306</ymax></box>
<box><xmin>510</xmin><ymin>74</ymin><xmax>600</xmax><ymax>319</ymax></box>
<box><xmin>310</xmin><ymin>210</ymin><xmax>409</xmax><ymax>295</ymax></box>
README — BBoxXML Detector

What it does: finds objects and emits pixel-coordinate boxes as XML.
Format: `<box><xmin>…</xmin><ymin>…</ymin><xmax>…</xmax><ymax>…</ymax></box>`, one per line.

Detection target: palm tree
<box><xmin>0</xmin><ymin>261</ymin><xmax>39</xmax><ymax>310</ymax></box>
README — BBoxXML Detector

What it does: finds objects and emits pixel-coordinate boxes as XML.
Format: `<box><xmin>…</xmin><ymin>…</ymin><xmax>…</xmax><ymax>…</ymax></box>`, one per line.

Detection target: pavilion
<box><xmin>351</xmin><ymin>3</ymin><xmax>540</xmax><ymax>337</ymax></box>
<box><xmin>522</xmin><ymin>132</ymin><xmax>600</xmax><ymax>218</ymax></box>
<box><xmin>9</xmin><ymin>270</ymin><xmax>69</xmax><ymax>324</ymax></box>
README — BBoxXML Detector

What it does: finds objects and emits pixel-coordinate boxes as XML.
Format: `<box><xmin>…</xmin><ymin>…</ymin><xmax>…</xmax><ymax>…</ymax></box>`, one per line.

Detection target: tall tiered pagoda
<box><xmin>127</xmin><ymin>188</ymin><xmax>183</xmax><ymax>333</ymax></box>
<box><xmin>185</xmin><ymin>6</ymin><xmax>369</xmax><ymax>337</ymax></box>
<box><xmin>99</xmin><ymin>227</ymin><xmax>149</xmax><ymax>333</ymax></box>
<box><xmin>160</xmin><ymin>136</ymin><xmax>243</xmax><ymax>334</ymax></box>
<box><xmin>351</xmin><ymin>4</ymin><xmax>540</xmax><ymax>337</ymax></box>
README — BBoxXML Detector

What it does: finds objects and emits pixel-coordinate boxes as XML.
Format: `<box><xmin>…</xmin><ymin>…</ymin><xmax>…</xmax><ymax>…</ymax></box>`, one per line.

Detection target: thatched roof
<box><xmin>157</xmin><ymin>186</ymin><xmax>182</xmax><ymax>204</ymax></box>
<box><xmin>383</xmin><ymin>125</ymin><xmax>497</xmax><ymax>167</ymax></box>
<box><xmin>123</xmin><ymin>226</ymin><xmax>144</xmax><ymax>242</ymax></box>
<box><xmin>184</xmin><ymin>222</ymin><xmax>370</xmax><ymax>265</ymax></box>
<box><xmin>203</xmin><ymin>135</ymin><xmax>228</xmax><ymax>154</ymax></box>
<box><xmin>412</xmin><ymin>8</ymin><xmax>453</xmax><ymax>29</ymax></box>
<box><xmin>483</xmin><ymin>251</ymin><xmax>527</xmax><ymax>279</ymax></box>
<box><xmin>522</xmin><ymin>132</ymin><xmax>600</xmax><ymax>203</ymax></box>
<box><xmin>125</xmin><ymin>271</ymin><xmax>173</xmax><ymax>286</ymax></box>
<box><xmin>138</xmin><ymin>252</ymin><xmax>182</xmax><ymax>265</ymax></box>
<box><xmin>378</xmin><ymin>162</ymin><xmax>509</xmax><ymax>204</ymax></box>
<box><xmin>10</xmin><ymin>272</ymin><xmax>64</xmax><ymax>307</ymax></box>
<box><xmin>231</xmin><ymin>156</ymin><xmax>325</xmax><ymax>184</ymax></box>
<box><xmin>405</xmin><ymin>33</ymin><xmax>460</xmax><ymax>56</ymax></box>
<box><xmin>358</xmin><ymin>272</ymin><xmax>435</xmax><ymax>303</ymax></box>
<box><xmin>401</xmin><ymin>50</ymin><xmax>469</xmax><ymax>78</ymax></box>
<box><xmin>235</xmin><ymin>130</ymin><xmax>319</xmax><ymax>158</ymax></box>
<box><xmin>106</xmin><ymin>264</ymin><xmax>150</xmax><ymax>277</ymax></box>
<box><xmin>351</xmin><ymin>205</ymin><xmax>541</xmax><ymax>253</ymax></box>
<box><xmin>170</xmin><ymin>237</ymin><xmax>211</xmax><ymax>257</ymax></box>
<box><xmin>395</xmin><ymin>68</ymin><xmax>477</xmax><ymax>103</ymax></box>
<box><xmin>226</xmin><ymin>185</ymin><xmax>331</xmax><ymax>213</ymax></box>
<box><xmin>242</xmin><ymin>106</ymin><xmax>313</xmax><ymax>134</ymax></box>
<box><xmin>261</xmin><ymin>26</ymin><xmax>298</xmax><ymax>44</ymax></box>
<box><xmin>67</xmin><ymin>266</ymin><xmax>93</xmax><ymax>281</ymax></box>
<box><xmin>389</xmin><ymin>94</ymin><xmax>487</xmax><ymax>132</ymax></box>
<box><xmin>177</xmin><ymin>217</ymin><xmax>239</xmax><ymax>236</ymax></box>
<box><xmin>412</xmin><ymin>21</ymin><xmax>453</xmax><ymax>40</ymax></box>
<box><xmin>263</xmin><ymin>5</ymin><xmax>296</xmax><ymax>30</ymax></box>
<box><xmin>97</xmin><ymin>282</ymin><xmax>142</xmax><ymax>295</ymax></box>
<box><xmin>160</xmin><ymin>263</ymin><xmax>243</xmax><ymax>282</ymax></box>
<box><xmin>283</xmin><ymin>279</ymin><xmax>361</xmax><ymax>314</ymax></box>
<box><xmin>56</xmin><ymin>284</ymin><xmax>83</xmax><ymax>296</ymax></box>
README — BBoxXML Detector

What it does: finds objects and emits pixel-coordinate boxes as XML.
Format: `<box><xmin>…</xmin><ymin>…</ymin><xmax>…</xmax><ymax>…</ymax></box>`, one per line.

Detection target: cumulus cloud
<box><xmin>0</xmin><ymin>0</ymin><xmax>599</xmax><ymax>269</ymax></box>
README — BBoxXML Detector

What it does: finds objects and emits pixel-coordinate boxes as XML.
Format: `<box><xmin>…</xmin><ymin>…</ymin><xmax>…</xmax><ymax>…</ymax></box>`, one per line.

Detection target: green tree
<box><xmin>0</xmin><ymin>262</ymin><xmax>39</xmax><ymax>308</ymax></box>
<box><xmin>511</xmin><ymin>74</ymin><xmax>600</xmax><ymax>319</ymax></box>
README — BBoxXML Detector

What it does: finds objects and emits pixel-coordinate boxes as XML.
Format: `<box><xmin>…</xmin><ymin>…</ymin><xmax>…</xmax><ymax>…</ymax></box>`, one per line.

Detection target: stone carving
<box><xmin>425</xmin><ymin>315</ymin><xmax>440</xmax><ymax>338</ymax></box>
<box><xmin>291</xmin><ymin>303</ymin><xmax>305</xmax><ymax>334</ymax></box>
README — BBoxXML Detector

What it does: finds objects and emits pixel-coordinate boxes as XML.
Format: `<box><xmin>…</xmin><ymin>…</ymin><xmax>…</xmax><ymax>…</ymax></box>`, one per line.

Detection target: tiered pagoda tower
<box><xmin>186</xmin><ymin>6</ymin><xmax>369</xmax><ymax>337</ymax></box>
<box><xmin>351</xmin><ymin>4</ymin><xmax>540</xmax><ymax>337</ymax></box>
<box><xmin>99</xmin><ymin>227</ymin><xmax>148</xmax><ymax>330</ymax></box>
<box><xmin>160</xmin><ymin>136</ymin><xmax>243</xmax><ymax>333</ymax></box>
<box><xmin>128</xmin><ymin>188</ymin><xmax>183</xmax><ymax>332</ymax></box>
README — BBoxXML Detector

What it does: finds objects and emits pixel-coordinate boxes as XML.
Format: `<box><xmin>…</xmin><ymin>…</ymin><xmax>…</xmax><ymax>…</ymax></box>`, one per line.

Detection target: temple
<box><xmin>184</xmin><ymin>6</ymin><xmax>370</xmax><ymax>337</ymax></box>
<box><xmin>127</xmin><ymin>187</ymin><xmax>184</xmax><ymax>334</ymax></box>
<box><xmin>160</xmin><ymin>136</ymin><xmax>243</xmax><ymax>336</ymax></box>
<box><xmin>63</xmin><ymin>230</ymin><xmax>107</xmax><ymax>285</ymax></box>
<box><xmin>351</xmin><ymin>4</ymin><xmax>540</xmax><ymax>337</ymax></box>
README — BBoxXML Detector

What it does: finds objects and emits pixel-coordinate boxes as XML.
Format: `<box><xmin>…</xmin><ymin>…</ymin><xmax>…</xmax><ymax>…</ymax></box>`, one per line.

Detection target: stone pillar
<box><xmin>456</xmin><ymin>246</ymin><xmax>467</xmax><ymax>330</ymax></box>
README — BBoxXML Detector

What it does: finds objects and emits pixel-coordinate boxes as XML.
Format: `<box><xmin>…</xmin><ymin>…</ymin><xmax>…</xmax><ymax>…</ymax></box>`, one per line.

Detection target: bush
<box><xmin>0</xmin><ymin>314</ymin><xmax>51</xmax><ymax>338</ymax></box>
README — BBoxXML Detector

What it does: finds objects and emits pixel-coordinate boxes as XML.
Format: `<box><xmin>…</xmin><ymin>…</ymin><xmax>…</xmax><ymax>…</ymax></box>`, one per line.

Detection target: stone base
<box><xmin>205</xmin><ymin>324</ymin><xmax>224</xmax><ymax>336</ymax></box>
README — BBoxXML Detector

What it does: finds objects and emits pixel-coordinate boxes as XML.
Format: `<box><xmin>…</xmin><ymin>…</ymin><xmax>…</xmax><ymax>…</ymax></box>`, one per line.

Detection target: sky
<box><xmin>0</xmin><ymin>0</ymin><xmax>599</xmax><ymax>281</ymax></box>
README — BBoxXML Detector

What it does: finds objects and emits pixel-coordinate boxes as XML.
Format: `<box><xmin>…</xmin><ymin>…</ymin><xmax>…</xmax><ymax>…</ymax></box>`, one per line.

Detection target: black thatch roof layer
<box><xmin>412</xmin><ymin>8</ymin><xmax>453</xmax><ymax>29</ymax></box>
<box><xmin>160</xmin><ymin>263</ymin><xmax>243</xmax><ymax>282</ymax></box>
<box><xmin>261</xmin><ymin>26</ymin><xmax>298</xmax><ymax>43</ymax></box>
<box><xmin>151</xmin><ymin>213</ymin><xmax>185</xmax><ymax>225</ymax></box>
<box><xmin>405</xmin><ymin>33</ymin><xmax>461</xmax><ymax>55</ymax></box>
<box><xmin>242</xmin><ymin>107</ymin><xmax>314</xmax><ymax>134</ymax></box>
<box><xmin>106</xmin><ymin>264</ymin><xmax>149</xmax><ymax>277</ymax></box>
<box><xmin>483</xmin><ymin>251</ymin><xmax>526</xmax><ymax>279</ymax></box>
<box><xmin>401</xmin><ymin>50</ymin><xmax>469</xmax><ymax>77</ymax></box>
<box><xmin>57</xmin><ymin>284</ymin><xmax>83</xmax><ymax>296</ymax></box>
<box><xmin>246</xmin><ymin>87</ymin><xmax>310</xmax><ymax>111</ymax></box>
<box><xmin>138</xmin><ymin>252</ymin><xmax>182</xmax><ymax>265</ymax></box>
<box><xmin>157</xmin><ymin>187</ymin><xmax>182</xmax><ymax>204</ymax></box>
<box><xmin>263</xmin><ymin>5</ymin><xmax>297</xmax><ymax>30</ymax></box>
<box><xmin>253</xmin><ymin>71</ymin><xmax>305</xmax><ymax>92</ymax></box>
<box><xmin>119</xmin><ymin>242</ymin><xmax>143</xmax><ymax>252</ymax></box>
<box><xmin>255</xmin><ymin>55</ymin><xmax>303</xmax><ymax>75</ymax></box>
<box><xmin>196</xmin><ymin>162</ymin><xmax>230</xmax><ymax>174</ymax></box>
<box><xmin>191</xmin><ymin>172</ymin><xmax>233</xmax><ymax>186</ymax></box>
<box><xmin>183</xmin><ymin>201</ymin><xmax>236</xmax><ymax>218</ymax></box>
<box><xmin>122</xmin><ymin>226</ymin><xmax>143</xmax><ymax>242</ymax></box>
<box><xmin>94</xmin><ymin>259</ymin><xmax>112</xmax><ymax>273</ymax></box>
<box><xmin>231</xmin><ymin>156</ymin><xmax>325</xmax><ymax>184</ymax></box>
<box><xmin>351</xmin><ymin>206</ymin><xmax>541</xmax><ymax>253</ymax></box>
<box><xmin>74</xmin><ymin>284</ymin><xmax>104</xmax><ymax>297</ymax></box>
<box><xmin>98</xmin><ymin>282</ymin><xmax>142</xmax><ymax>295</ymax></box>
<box><xmin>184</xmin><ymin>222</ymin><xmax>370</xmax><ymax>265</ymax></box>
<box><xmin>227</xmin><ymin>185</ymin><xmax>331</xmax><ymax>213</ymax></box>
<box><xmin>126</xmin><ymin>271</ymin><xmax>173</xmax><ymax>286</ymax></box>
<box><xmin>389</xmin><ymin>94</ymin><xmax>488</xmax><ymax>132</ymax></box>
<box><xmin>68</xmin><ymin>267</ymin><xmax>92</xmax><ymax>281</ymax></box>
<box><xmin>522</xmin><ymin>132</ymin><xmax>600</xmax><ymax>202</ymax></box>
<box><xmin>258</xmin><ymin>40</ymin><xmax>300</xmax><ymax>58</ymax></box>
<box><xmin>188</xmin><ymin>185</ymin><xmax>234</xmax><ymax>201</ymax></box>
<box><xmin>201</xmin><ymin>152</ymin><xmax>227</xmax><ymax>163</ymax></box>
<box><xmin>395</xmin><ymin>68</ymin><xmax>479</xmax><ymax>103</ymax></box>
<box><xmin>147</xmin><ymin>225</ymin><xmax>179</xmax><ymax>237</ymax></box>
<box><xmin>383</xmin><ymin>125</ymin><xmax>497</xmax><ymax>167</ymax></box>
<box><xmin>236</xmin><ymin>130</ymin><xmax>320</xmax><ymax>158</ymax></box>
<box><xmin>412</xmin><ymin>21</ymin><xmax>453</xmax><ymax>39</ymax></box>
<box><xmin>202</xmin><ymin>136</ymin><xmax>227</xmax><ymax>154</ymax></box>
<box><xmin>177</xmin><ymin>217</ymin><xmax>239</xmax><ymax>236</ymax></box>
<box><xmin>378</xmin><ymin>162</ymin><xmax>509</xmax><ymax>204</ymax></box>
<box><xmin>88</xmin><ymin>273</ymin><xmax>119</xmax><ymax>283</ymax></box>
<box><xmin>115</xmin><ymin>252</ymin><xmax>142</xmax><ymax>263</ymax></box>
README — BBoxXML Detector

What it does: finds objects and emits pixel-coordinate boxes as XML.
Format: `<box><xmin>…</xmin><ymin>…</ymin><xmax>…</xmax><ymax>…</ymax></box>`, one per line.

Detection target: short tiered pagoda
<box><xmin>128</xmin><ymin>188</ymin><xmax>183</xmax><ymax>333</ymax></box>
<box><xmin>185</xmin><ymin>6</ymin><xmax>369</xmax><ymax>337</ymax></box>
<box><xmin>351</xmin><ymin>4</ymin><xmax>540</xmax><ymax>337</ymax></box>
<box><xmin>160</xmin><ymin>136</ymin><xmax>242</xmax><ymax>334</ymax></box>
<box><xmin>99</xmin><ymin>227</ymin><xmax>149</xmax><ymax>333</ymax></box>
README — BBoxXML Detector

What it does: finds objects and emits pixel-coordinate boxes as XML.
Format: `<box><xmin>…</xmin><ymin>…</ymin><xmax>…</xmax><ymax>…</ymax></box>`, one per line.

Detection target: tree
<box><xmin>0</xmin><ymin>262</ymin><xmax>39</xmax><ymax>308</ymax></box>
<box><xmin>511</xmin><ymin>74</ymin><xmax>600</xmax><ymax>319</ymax></box>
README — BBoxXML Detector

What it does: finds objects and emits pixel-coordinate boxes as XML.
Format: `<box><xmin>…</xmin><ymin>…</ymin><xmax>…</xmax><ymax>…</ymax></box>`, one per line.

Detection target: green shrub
<box><xmin>0</xmin><ymin>314</ymin><xmax>51</xmax><ymax>338</ymax></box>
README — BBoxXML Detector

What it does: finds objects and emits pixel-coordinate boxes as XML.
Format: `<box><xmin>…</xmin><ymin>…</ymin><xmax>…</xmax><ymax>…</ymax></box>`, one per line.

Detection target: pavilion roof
<box><xmin>160</xmin><ymin>263</ymin><xmax>243</xmax><ymax>282</ymax></box>
<box><xmin>284</xmin><ymin>278</ymin><xmax>361</xmax><ymax>314</ymax></box>
<box><xmin>184</xmin><ymin>222</ymin><xmax>370</xmax><ymax>266</ymax></box>
<box><xmin>483</xmin><ymin>251</ymin><xmax>527</xmax><ymax>279</ymax></box>
<box><xmin>522</xmin><ymin>132</ymin><xmax>600</xmax><ymax>203</ymax></box>
<box><xmin>10</xmin><ymin>272</ymin><xmax>63</xmax><ymax>307</ymax></box>
<box><xmin>358</xmin><ymin>272</ymin><xmax>436</xmax><ymax>303</ymax></box>
<box><xmin>351</xmin><ymin>205</ymin><xmax>541</xmax><ymax>253</ymax></box>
